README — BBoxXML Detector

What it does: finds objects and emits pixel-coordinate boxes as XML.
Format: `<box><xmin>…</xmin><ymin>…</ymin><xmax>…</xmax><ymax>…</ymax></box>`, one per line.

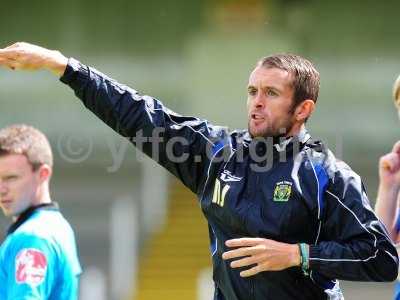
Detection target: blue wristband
<box><xmin>299</xmin><ymin>243</ymin><xmax>309</xmax><ymax>275</ymax></box>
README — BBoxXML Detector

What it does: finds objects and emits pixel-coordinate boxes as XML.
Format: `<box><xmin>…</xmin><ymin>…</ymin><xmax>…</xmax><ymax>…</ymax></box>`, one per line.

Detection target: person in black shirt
<box><xmin>0</xmin><ymin>42</ymin><xmax>398</xmax><ymax>300</ymax></box>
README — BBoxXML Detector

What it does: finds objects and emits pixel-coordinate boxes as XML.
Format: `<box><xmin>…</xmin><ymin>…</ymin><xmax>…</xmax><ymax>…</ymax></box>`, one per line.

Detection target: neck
<box><xmin>37</xmin><ymin>190</ymin><xmax>52</xmax><ymax>205</ymax></box>
<box><xmin>285</xmin><ymin>123</ymin><xmax>306</xmax><ymax>138</ymax></box>
<box><xmin>9</xmin><ymin>201</ymin><xmax>57</xmax><ymax>234</ymax></box>
<box><xmin>34</xmin><ymin>183</ymin><xmax>52</xmax><ymax>206</ymax></box>
<box><xmin>11</xmin><ymin>187</ymin><xmax>52</xmax><ymax>222</ymax></box>
<box><xmin>12</xmin><ymin>193</ymin><xmax>52</xmax><ymax>222</ymax></box>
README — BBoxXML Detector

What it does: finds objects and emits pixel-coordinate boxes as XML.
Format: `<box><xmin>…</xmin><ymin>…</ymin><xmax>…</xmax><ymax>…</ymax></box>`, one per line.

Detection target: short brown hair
<box><xmin>257</xmin><ymin>54</ymin><xmax>320</xmax><ymax>108</ymax></box>
<box><xmin>0</xmin><ymin>124</ymin><xmax>53</xmax><ymax>171</ymax></box>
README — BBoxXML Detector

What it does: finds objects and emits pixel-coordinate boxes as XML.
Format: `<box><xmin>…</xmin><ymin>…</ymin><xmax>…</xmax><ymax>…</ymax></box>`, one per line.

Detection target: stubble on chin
<box><xmin>248</xmin><ymin>121</ymin><xmax>295</xmax><ymax>139</ymax></box>
<box><xmin>248</xmin><ymin>120</ymin><xmax>279</xmax><ymax>138</ymax></box>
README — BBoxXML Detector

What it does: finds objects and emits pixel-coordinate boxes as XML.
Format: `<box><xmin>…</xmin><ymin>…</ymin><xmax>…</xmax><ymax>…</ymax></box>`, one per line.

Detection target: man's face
<box><xmin>247</xmin><ymin>66</ymin><xmax>297</xmax><ymax>138</ymax></box>
<box><xmin>0</xmin><ymin>154</ymin><xmax>39</xmax><ymax>218</ymax></box>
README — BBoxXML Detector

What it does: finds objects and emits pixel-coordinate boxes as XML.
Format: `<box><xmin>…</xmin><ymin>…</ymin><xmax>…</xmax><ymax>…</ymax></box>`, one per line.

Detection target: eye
<box><xmin>267</xmin><ymin>89</ymin><xmax>278</xmax><ymax>97</ymax></box>
<box><xmin>4</xmin><ymin>175</ymin><xmax>18</xmax><ymax>182</ymax></box>
<box><xmin>247</xmin><ymin>88</ymin><xmax>257</xmax><ymax>96</ymax></box>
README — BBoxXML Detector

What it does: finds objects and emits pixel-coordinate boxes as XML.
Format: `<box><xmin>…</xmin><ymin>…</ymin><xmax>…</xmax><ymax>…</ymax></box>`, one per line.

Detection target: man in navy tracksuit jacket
<box><xmin>0</xmin><ymin>42</ymin><xmax>398</xmax><ymax>300</ymax></box>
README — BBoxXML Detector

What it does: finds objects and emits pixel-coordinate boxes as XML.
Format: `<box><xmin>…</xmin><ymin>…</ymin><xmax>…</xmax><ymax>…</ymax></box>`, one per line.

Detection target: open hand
<box><xmin>222</xmin><ymin>237</ymin><xmax>301</xmax><ymax>277</ymax></box>
<box><xmin>0</xmin><ymin>42</ymin><xmax>68</xmax><ymax>76</ymax></box>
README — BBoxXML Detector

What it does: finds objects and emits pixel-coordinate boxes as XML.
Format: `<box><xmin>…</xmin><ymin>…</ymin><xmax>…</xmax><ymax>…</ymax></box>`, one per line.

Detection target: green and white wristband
<box><xmin>299</xmin><ymin>243</ymin><xmax>309</xmax><ymax>275</ymax></box>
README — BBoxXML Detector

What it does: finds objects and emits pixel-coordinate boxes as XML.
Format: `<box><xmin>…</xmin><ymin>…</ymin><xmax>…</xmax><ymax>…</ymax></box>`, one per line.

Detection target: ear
<box><xmin>37</xmin><ymin>164</ymin><xmax>52</xmax><ymax>183</ymax></box>
<box><xmin>294</xmin><ymin>100</ymin><xmax>315</xmax><ymax>121</ymax></box>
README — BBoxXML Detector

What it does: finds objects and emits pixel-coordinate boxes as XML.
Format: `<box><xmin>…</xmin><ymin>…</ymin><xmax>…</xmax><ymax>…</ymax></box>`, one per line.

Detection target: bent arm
<box><xmin>375</xmin><ymin>142</ymin><xmax>400</xmax><ymax>242</ymax></box>
<box><xmin>375</xmin><ymin>183</ymin><xmax>400</xmax><ymax>242</ymax></box>
<box><xmin>309</xmin><ymin>167</ymin><xmax>399</xmax><ymax>282</ymax></box>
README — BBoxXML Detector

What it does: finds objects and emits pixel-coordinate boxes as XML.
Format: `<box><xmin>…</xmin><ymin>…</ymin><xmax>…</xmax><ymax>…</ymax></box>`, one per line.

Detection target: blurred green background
<box><xmin>0</xmin><ymin>0</ymin><xmax>399</xmax><ymax>299</ymax></box>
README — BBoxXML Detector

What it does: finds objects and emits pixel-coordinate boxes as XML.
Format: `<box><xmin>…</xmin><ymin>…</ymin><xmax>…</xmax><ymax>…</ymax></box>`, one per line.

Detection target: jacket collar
<box><xmin>245</xmin><ymin>127</ymin><xmax>311</xmax><ymax>158</ymax></box>
<box><xmin>7</xmin><ymin>202</ymin><xmax>59</xmax><ymax>236</ymax></box>
<box><xmin>274</xmin><ymin>127</ymin><xmax>311</xmax><ymax>152</ymax></box>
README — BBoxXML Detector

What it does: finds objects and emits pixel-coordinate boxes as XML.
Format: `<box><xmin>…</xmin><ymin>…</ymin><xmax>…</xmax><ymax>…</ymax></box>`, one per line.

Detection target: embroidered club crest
<box><xmin>273</xmin><ymin>181</ymin><xmax>292</xmax><ymax>202</ymax></box>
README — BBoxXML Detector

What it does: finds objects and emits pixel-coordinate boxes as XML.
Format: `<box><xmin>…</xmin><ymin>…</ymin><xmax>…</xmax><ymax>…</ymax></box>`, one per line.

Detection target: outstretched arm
<box><xmin>0</xmin><ymin>41</ymin><xmax>230</xmax><ymax>195</ymax></box>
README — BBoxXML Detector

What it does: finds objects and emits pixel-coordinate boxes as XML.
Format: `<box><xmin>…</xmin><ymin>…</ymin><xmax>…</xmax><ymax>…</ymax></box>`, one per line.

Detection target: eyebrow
<box><xmin>1</xmin><ymin>173</ymin><xmax>19</xmax><ymax>178</ymax></box>
<box><xmin>247</xmin><ymin>85</ymin><xmax>281</xmax><ymax>92</ymax></box>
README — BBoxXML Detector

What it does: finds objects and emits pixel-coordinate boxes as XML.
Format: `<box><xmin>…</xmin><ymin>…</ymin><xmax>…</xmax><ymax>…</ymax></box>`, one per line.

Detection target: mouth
<box><xmin>0</xmin><ymin>199</ymin><xmax>12</xmax><ymax>206</ymax></box>
<box><xmin>250</xmin><ymin>113</ymin><xmax>265</xmax><ymax>122</ymax></box>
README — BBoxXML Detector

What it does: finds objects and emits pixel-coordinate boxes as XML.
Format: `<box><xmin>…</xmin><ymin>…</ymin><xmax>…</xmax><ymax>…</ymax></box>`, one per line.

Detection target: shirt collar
<box><xmin>7</xmin><ymin>202</ymin><xmax>59</xmax><ymax>236</ymax></box>
<box><xmin>274</xmin><ymin>127</ymin><xmax>311</xmax><ymax>152</ymax></box>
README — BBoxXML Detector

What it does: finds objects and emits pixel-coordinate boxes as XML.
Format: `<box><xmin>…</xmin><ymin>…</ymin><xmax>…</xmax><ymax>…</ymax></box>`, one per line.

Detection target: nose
<box><xmin>253</xmin><ymin>92</ymin><xmax>265</xmax><ymax>109</ymax></box>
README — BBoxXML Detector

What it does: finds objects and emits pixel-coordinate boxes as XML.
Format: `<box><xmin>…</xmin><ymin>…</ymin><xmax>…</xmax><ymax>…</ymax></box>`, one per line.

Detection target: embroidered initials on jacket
<box><xmin>212</xmin><ymin>179</ymin><xmax>230</xmax><ymax>207</ymax></box>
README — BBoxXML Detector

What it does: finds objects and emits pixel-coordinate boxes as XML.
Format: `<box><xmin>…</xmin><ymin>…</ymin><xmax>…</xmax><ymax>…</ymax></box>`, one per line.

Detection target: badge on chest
<box><xmin>273</xmin><ymin>181</ymin><xmax>293</xmax><ymax>202</ymax></box>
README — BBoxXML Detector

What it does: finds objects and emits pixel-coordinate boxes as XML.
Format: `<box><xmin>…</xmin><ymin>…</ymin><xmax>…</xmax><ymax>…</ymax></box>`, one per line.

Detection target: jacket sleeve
<box><xmin>59</xmin><ymin>58</ymin><xmax>230</xmax><ymax>195</ymax></box>
<box><xmin>308</xmin><ymin>160</ymin><xmax>399</xmax><ymax>281</ymax></box>
<box><xmin>5</xmin><ymin>233</ymin><xmax>55</xmax><ymax>300</ymax></box>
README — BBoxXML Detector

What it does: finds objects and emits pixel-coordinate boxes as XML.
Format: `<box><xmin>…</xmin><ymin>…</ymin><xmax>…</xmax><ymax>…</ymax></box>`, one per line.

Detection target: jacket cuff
<box><xmin>308</xmin><ymin>244</ymin><xmax>320</xmax><ymax>269</ymax></box>
<box><xmin>59</xmin><ymin>57</ymin><xmax>89</xmax><ymax>85</ymax></box>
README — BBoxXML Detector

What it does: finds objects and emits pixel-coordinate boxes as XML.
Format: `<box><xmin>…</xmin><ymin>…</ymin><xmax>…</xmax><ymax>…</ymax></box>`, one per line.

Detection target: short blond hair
<box><xmin>0</xmin><ymin>124</ymin><xmax>53</xmax><ymax>170</ymax></box>
<box><xmin>394</xmin><ymin>75</ymin><xmax>400</xmax><ymax>110</ymax></box>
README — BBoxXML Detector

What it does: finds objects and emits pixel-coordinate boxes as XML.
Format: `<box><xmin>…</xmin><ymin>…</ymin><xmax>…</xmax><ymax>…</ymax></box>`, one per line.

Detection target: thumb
<box><xmin>392</xmin><ymin>141</ymin><xmax>400</xmax><ymax>155</ymax></box>
<box><xmin>381</xmin><ymin>153</ymin><xmax>400</xmax><ymax>173</ymax></box>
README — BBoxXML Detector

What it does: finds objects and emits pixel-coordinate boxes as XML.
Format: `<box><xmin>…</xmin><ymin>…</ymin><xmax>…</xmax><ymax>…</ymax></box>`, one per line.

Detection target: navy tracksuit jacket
<box><xmin>60</xmin><ymin>58</ymin><xmax>398</xmax><ymax>300</ymax></box>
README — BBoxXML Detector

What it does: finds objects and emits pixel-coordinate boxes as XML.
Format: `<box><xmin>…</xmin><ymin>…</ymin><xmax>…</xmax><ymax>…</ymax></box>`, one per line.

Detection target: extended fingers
<box><xmin>225</xmin><ymin>237</ymin><xmax>265</xmax><ymax>248</ymax></box>
<box><xmin>0</xmin><ymin>48</ymin><xmax>19</xmax><ymax>59</ymax></box>
<box><xmin>0</xmin><ymin>48</ymin><xmax>21</xmax><ymax>70</ymax></box>
<box><xmin>0</xmin><ymin>57</ymin><xmax>19</xmax><ymax>70</ymax></box>
<box><xmin>222</xmin><ymin>244</ymin><xmax>266</xmax><ymax>260</ymax></box>
<box><xmin>239</xmin><ymin>265</ymin><xmax>262</xmax><ymax>277</ymax></box>
<box><xmin>229</xmin><ymin>253</ymin><xmax>264</xmax><ymax>268</ymax></box>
